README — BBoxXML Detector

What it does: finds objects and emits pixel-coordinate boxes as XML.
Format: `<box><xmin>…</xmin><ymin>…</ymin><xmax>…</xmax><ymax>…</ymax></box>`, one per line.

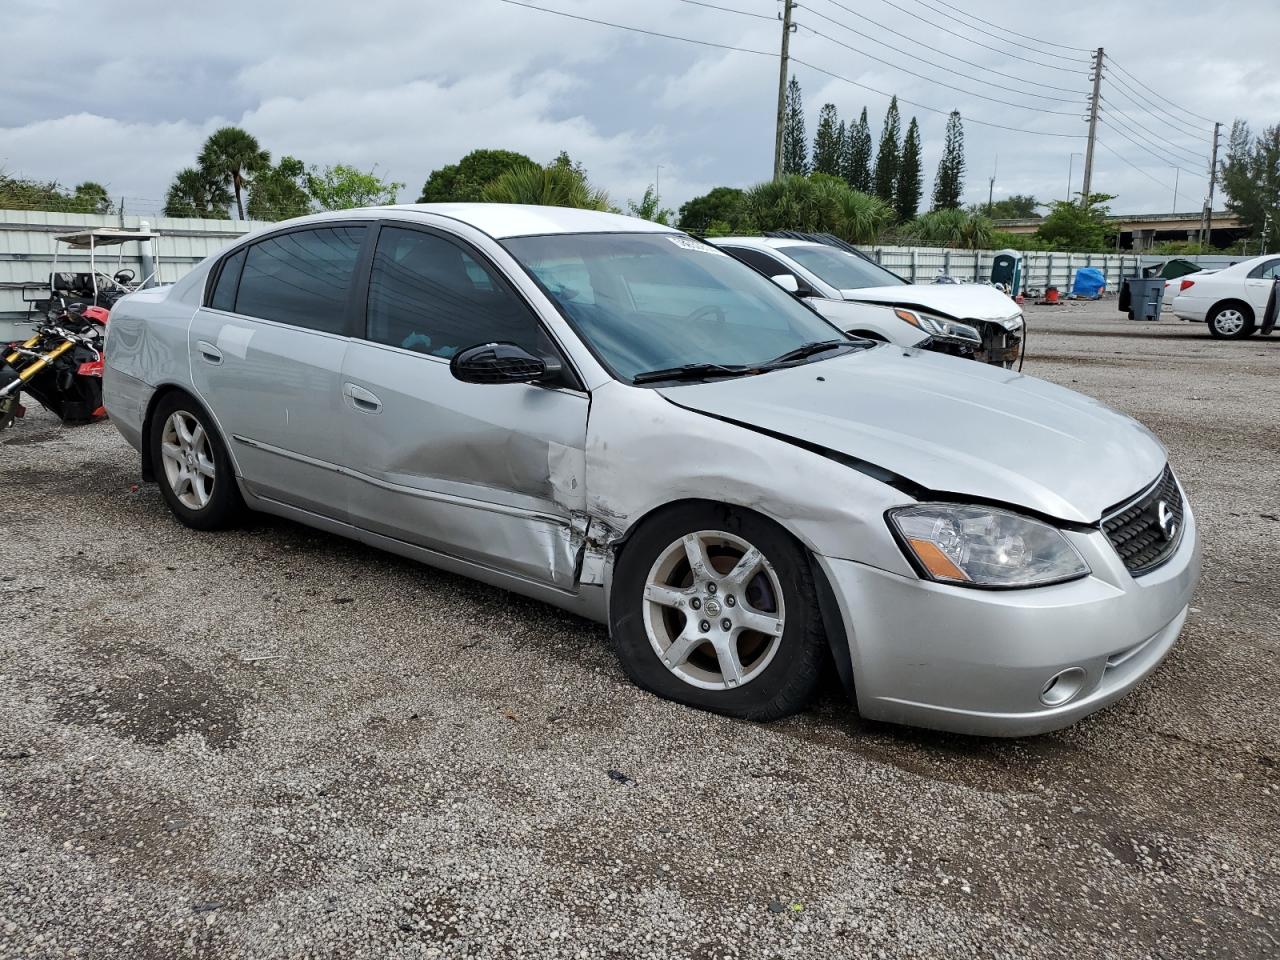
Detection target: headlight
<box><xmin>895</xmin><ymin>309</ymin><xmax>981</xmax><ymax>343</ymax></box>
<box><xmin>888</xmin><ymin>504</ymin><xmax>1089</xmax><ymax>588</ymax></box>
<box><xmin>998</xmin><ymin>313</ymin><xmax>1025</xmax><ymax>332</ymax></box>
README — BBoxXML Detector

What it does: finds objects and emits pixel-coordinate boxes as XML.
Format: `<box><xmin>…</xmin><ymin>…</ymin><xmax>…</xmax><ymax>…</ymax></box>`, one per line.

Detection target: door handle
<box><xmin>196</xmin><ymin>340</ymin><xmax>223</xmax><ymax>365</ymax></box>
<box><xmin>343</xmin><ymin>381</ymin><xmax>382</xmax><ymax>414</ymax></box>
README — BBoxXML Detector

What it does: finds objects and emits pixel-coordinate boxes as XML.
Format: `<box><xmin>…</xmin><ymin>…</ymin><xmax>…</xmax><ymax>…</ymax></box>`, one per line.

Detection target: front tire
<box><xmin>149</xmin><ymin>392</ymin><xmax>244</xmax><ymax>530</ymax></box>
<box><xmin>1207</xmin><ymin>303</ymin><xmax>1255</xmax><ymax>339</ymax></box>
<box><xmin>609</xmin><ymin>503</ymin><xmax>827</xmax><ymax>721</ymax></box>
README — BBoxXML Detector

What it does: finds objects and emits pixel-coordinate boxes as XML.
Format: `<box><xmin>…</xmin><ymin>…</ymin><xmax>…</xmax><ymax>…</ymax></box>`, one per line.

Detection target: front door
<box><xmin>341</xmin><ymin>223</ymin><xmax>588</xmax><ymax>587</ymax></box>
<box><xmin>189</xmin><ymin>224</ymin><xmax>368</xmax><ymax>519</ymax></box>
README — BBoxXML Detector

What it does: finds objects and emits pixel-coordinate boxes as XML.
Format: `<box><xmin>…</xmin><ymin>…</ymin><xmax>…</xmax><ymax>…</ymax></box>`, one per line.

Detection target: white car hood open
<box><xmin>840</xmin><ymin>283</ymin><xmax>1021</xmax><ymax>322</ymax></box>
<box><xmin>657</xmin><ymin>347</ymin><xmax>1166</xmax><ymax>524</ymax></box>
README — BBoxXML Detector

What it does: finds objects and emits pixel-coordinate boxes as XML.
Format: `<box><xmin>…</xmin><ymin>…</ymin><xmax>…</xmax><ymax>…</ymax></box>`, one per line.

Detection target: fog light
<box><xmin>1040</xmin><ymin>667</ymin><xmax>1087</xmax><ymax>707</ymax></box>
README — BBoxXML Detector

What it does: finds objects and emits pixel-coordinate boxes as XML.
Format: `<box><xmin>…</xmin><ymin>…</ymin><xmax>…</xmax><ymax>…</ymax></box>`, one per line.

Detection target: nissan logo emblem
<box><xmin>1156</xmin><ymin>501</ymin><xmax>1178</xmax><ymax>542</ymax></box>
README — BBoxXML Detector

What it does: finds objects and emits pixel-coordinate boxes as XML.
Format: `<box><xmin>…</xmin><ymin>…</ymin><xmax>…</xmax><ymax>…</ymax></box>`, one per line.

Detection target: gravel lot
<box><xmin>1</xmin><ymin>299</ymin><xmax>1277</xmax><ymax>959</ymax></box>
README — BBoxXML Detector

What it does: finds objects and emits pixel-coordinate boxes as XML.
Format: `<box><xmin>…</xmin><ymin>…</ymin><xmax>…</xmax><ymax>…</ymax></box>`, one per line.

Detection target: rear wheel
<box><xmin>610</xmin><ymin>503</ymin><xmax>826</xmax><ymax>721</ymax></box>
<box><xmin>150</xmin><ymin>392</ymin><xmax>245</xmax><ymax>530</ymax></box>
<box><xmin>1207</xmin><ymin>303</ymin><xmax>1255</xmax><ymax>339</ymax></box>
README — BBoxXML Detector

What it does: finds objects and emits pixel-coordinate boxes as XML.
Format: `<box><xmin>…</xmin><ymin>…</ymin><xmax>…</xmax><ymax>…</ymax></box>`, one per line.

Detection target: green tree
<box><xmin>812</xmin><ymin>103</ymin><xmax>842</xmax><ymax>177</ymax></box>
<box><xmin>976</xmin><ymin>194</ymin><xmax>1041</xmax><ymax>219</ymax></box>
<box><xmin>905</xmin><ymin>207</ymin><xmax>993</xmax><ymax>249</ymax></box>
<box><xmin>198</xmin><ymin>126</ymin><xmax>271</xmax><ymax>220</ymax></box>
<box><xmin>781</xmin><ymin>76</ymin><xmax>808</xmax><ymax>176</ymax></box>
<box><xmin>677</xmin><ymin>186</ymin><xmax>747</xmax><ymax>233</ymax></box>
<box><xmin>246</xmin><ymin>156</ymin><xmax>312</xmax><ymax>220</ymax></box>
<box><xmin>872</xmin><ymin>97</ymin><xmax>901</xmax><ymax>205</ymax></box>
<box><xmin>1220</xmin><ymin>119</ymin><xmax>1280</xmax><ymax>247</ymax></box>
<box><xmin>1034</xmin><ymin>192</ymin><xmax>1117</xmax><ymax>251</ymax></box>
<box><xmin>843</xmin><ymin>107</ymin><xmax>873</xmax><ymax>192</ymax></box>
<box><xmin>418</xmin><ymin>148</ymin><xmax>536</xmax><ymax>203</ymax></box>
<box><xmin>626</xmin><ymin>184</ymin><xmax>674</xmax><ymax>224</ymax></box>
<box><xmin>895</xmin><ymin>117</ymin><xmax>923</xmax><ymax>221</ymax></box>
<box><xmin>305</xmin><ymin>164</ymin><xmax>404</xmax><ymax>210</ymax></box>
<box><xmin>741</xmin><ymin>174</ymin><xmax>891</xmax><ymax>243</ymax></box>
<box><xmin>0</xmin><ymin>173</ymin><xmax>114</xmax><ymax>214</ymax></box>
<box><xmin>932</xmin><ymin>111</ymin><xmax>966</xmax><ymax>210</ymax></box>
<box><xmin>70</xmin><ymin>182</ymin><xmax>113</xmax><ymax>214</ymax></box>
<box><xmin>482</xmin><ymin>161</ymin><xmax>610</xmax><ymax>210</ymax></box>
<box><xmin>162</xmin><ymin>167</ymin><xmax>232</xmax><ymax>219</ymax></box>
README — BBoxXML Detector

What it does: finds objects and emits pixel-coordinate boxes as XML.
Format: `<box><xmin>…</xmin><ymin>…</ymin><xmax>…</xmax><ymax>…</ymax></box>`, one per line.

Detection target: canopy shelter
<box><xmin>50</xmin><ymin>227</ymin><xmax>162</xmax><ymax>298</ymax></box>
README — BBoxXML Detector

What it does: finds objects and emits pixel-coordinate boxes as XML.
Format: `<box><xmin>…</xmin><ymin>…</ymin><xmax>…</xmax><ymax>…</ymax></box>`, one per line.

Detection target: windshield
<box><xmin>503</xmin><ymin>233</ymin><xmax>849</xmax><ymax>382</ymax></box>
<box><xmin>783</xmin><ymin>244</ymin><xmax>906</xmax><ymax>290</ymax></box>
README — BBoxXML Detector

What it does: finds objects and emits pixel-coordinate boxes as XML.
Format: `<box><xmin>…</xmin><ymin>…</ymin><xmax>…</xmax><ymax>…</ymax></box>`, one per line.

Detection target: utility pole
<box><xmin>1080</xmin><ymin>46</ymin><xmax>1103</xmax><ymax>207</ymax></box>
<box><xmin>1201</xmin><ymin>120</ymin><xmax>1221</xmax><ymax>246</ymax></box>
<box><xmin>1172</xmin><ymin>167</ymin><xmax>1179</xmax><ymax>215</ymax></box>
<box><xmin>773</xmin><ymin>0</ymin><xmax>796</xmax><ymax>181</ymax></box>
<box><xmin>987</xmin><ymin>154</ymin><xmax>997</xmax><ymax>215</ymax></box>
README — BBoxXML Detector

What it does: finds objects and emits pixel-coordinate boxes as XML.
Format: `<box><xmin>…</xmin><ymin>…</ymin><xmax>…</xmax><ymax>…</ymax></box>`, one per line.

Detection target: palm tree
<box><xmin>198</xmin><ymin>127</ymin><xmax>270</xmax><ymax>219</ymax></box>
<box><xmin>163</xmin><ymin>167</ymin><xmax>233</xmax><ymax>219</ymax></box>
<box><xmin>904</xmin><ymin>208</ymin><xmax>994</xmax><ymax>250</ymax></box>
<box><xmin>481</xmin><ymin>162</ymin><xmax>610</xmax><ymax>210</ymax></box>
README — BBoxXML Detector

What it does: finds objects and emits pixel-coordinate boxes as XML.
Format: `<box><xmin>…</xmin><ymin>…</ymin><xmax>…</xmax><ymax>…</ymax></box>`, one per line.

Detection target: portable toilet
<box><xmin>990</xmin><ymin>249</ymin><xmax>1023</xmax><ymax>297</ymax></box>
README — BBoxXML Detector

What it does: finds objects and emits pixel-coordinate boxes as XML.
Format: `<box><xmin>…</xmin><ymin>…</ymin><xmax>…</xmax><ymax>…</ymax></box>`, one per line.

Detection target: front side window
<box><xmin>235</xmin><ymin>226</ymin><xmax>366</xmax><ymax>333</ymax></box>
<box><xmin>365</xmin><ymin>227</ymin><xmax>541</xmax><ymax>358</ymax></box>
<box><xmin>723</xmin><ymin>246</ymin><xmax>795</xmax><ymax>281</ymax></box>
<box><xmin>783</xmin><ymin>244</ymin><xmax>905</xmax><ymax>290</ymax></box>
<box><xmin>504</xmin><ymin>232</ymin><xmax>847</xmax><ymax>381</ymax></box>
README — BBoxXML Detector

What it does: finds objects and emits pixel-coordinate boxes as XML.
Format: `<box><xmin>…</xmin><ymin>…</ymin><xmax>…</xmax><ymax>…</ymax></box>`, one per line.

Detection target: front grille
<box><xmin>1102</xmin><ymin>467</ymin><xmax>1184</xmax><ymax>576</ymax></box>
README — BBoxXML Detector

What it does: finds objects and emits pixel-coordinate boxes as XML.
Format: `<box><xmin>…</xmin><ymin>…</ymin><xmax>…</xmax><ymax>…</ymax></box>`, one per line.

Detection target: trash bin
<box><xmin>990</xmin><ymin>249</ymin><xmax>1023</xmax><ymax>297</ymax></box>
<box><xmin>1126</xmin><ymin>277</ymin><xmax>1164</xmax><ymax>322</ymax></box>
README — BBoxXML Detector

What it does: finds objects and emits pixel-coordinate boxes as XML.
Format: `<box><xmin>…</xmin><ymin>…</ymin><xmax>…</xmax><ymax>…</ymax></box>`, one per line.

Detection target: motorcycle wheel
<box><xmin>0</xmin><ymin>392</ymin><xmax>19</xmax><ymax>432</ymax></box>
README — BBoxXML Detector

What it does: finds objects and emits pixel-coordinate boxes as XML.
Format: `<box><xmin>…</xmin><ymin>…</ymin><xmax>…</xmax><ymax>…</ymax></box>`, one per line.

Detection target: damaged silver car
<box><xmin>102</xmin><ymin>205</ymin><xmax>1200</xmax><ymax>736</ymax></box>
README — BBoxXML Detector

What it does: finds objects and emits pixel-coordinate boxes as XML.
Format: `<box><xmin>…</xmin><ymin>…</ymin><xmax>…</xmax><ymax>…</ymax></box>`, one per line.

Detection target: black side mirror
<box><xmin>450</xmin><ymin>342</ymin><xmax>547</xmax><ymax>385</ymax></box>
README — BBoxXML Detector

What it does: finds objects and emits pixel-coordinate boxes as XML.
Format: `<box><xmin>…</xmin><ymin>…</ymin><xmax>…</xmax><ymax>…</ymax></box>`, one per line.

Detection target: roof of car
<box><xmin>710</xmin><ymin>236</ymin><xmax>812</xmax><ymax>250</ymax></box>
<box><xmin>375</xmin><ymin>203</ymin><xmax>679</xmax><ymax>239</ymax></box>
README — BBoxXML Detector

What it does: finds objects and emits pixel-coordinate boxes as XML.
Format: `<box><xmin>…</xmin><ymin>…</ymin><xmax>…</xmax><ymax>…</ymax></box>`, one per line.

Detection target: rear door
<box><xmin>1245</xmin><ymin>258</ymin><xmax>1280</xmax><ymax>315</ymax></box>
<box><xmin>189</xmin><ymin>223</ymin><xmax>369</xmax><ymax>519</ymax></box>
<box><xmin>340</xmin><ymin>222</ymin><xmax>588</xmax><ymax>587</ymax></box>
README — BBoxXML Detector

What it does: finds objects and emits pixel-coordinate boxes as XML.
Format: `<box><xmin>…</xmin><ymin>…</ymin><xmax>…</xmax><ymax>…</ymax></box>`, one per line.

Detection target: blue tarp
<box><xmin>1072</xmin><ymin>266</ymin><xmax>1106</xmax><ymax>298</ymax></box>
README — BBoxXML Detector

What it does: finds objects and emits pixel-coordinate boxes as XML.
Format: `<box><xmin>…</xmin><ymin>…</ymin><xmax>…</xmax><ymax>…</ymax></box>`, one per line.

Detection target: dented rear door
<box><xmin>340</xmin><ymin>223</ymin><xmax>588</xmax><ymax>588</ymax></box>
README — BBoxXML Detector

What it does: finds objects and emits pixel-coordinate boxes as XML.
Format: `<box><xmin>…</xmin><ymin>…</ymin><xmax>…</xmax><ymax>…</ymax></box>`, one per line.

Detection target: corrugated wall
<box><xmin>0</xmin><ymin>209</ymin><xmax>268</xmax><ymax>338</ymax></box>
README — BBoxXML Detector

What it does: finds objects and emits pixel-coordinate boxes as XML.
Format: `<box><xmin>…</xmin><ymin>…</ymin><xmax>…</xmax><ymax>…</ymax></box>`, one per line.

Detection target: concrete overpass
<box><xmin>994</xmin><ymin>210</ymin><xmax>1245</xmax><ymax>250</ymax></box>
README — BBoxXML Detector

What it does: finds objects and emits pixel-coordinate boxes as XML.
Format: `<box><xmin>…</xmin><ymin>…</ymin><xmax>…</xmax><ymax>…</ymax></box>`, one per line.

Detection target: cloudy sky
<box><xmin>3</xmin><ymin>0</ymin><xmax>1277</xmax><ymax>219</ymax></box>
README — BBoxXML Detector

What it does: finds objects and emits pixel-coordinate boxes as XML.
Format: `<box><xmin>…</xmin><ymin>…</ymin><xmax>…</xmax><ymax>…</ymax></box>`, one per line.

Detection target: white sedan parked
<box><xmin>1171</xmin><ymin>254</ymin><xmax>1280</xmax><ymax>338</ymax></box>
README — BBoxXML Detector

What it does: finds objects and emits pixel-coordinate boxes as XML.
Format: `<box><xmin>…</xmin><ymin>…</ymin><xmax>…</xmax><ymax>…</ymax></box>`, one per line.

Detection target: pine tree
<box><xmin>812</xmin><ymin>103</ymin><xmax>842</xmax><ymax>176</ymax></box>
<box><xmin>895</xmin><ymin>117</ymin><xmax>923</xmax><ymax>221</ymax></box>
<box><xmin>844</xmin><ymin>107</ymin><xmax>873</xmax><ymax>192</ymax></box>
<box><xmin>781</xmin><ymin>77</ymin><xmax>809</xmax><ymax>175</ymax></box>
<box><xmin>932</xmin><ymin>110</ymin><xmax>966</xmax><ymax>210</ymax></box>
<box><xmin>872</xmin><ymin>97</ymin><xmax>901</xmax><ymax>204</ymax></box>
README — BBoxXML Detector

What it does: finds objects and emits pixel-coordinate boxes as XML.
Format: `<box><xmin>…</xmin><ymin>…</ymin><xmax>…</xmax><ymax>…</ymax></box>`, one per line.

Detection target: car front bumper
<box><xmin>816</xmin><ymin>501</ymin><xmax>1201</xmax><ymax>737</ymax></box>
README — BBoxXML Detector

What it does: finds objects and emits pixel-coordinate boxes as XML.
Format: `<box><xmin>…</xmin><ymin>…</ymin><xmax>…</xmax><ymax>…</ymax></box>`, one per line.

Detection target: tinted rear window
<box><xmin>209</xmin><ymin>248</ymin><xmax>245</xmax><ymax>311</ymax></box>
<box><xmin>235</xmin><ymin>226</ymin><xmax>366</xmax><ymax>334</ymax></box>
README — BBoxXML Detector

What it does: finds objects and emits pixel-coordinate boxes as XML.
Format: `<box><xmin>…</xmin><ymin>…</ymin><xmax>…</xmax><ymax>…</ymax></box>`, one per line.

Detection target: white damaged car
<box><xmin>712</xmin><ymin>235</ymin><xmax>1024</xmax><ymax>366</ymax></box>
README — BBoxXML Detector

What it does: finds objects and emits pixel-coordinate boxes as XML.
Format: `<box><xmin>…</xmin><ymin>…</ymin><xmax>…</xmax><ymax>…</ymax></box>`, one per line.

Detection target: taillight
<box><xmin>1179</xmin><ymin>279</ymin><xmax>1196</xmax><ymax>292</ymax></box>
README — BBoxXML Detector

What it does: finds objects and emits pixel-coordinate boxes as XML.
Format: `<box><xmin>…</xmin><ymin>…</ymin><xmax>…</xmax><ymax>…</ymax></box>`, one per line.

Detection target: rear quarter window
<box><xmin>208</xmin><ymin>249</ymin><xmax>246</xmax><ymax>311</ymax></box>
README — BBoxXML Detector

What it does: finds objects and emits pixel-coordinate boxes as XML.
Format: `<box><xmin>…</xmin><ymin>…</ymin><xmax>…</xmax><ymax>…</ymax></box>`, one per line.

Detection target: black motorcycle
<box><xmin>0</xmin><ymin>297</ymin><xmax>111</xmax><ymax>432</ymax></box>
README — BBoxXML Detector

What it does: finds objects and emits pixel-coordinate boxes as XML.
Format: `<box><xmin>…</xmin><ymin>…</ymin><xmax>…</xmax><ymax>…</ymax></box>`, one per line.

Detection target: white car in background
<box><xmin>711</xmin><ymin>235</ymin><xmax>1025</xmax><ymax>367</ymax></box>
<box><xmin>1172</xmin><ymin>254</ymin><xmax>1280</xmax><ymax>338</ymax></box>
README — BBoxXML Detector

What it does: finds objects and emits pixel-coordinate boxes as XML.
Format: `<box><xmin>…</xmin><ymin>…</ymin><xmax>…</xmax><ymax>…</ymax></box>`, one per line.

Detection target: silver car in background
<box><xmin>102</xmin><ymin>205</ymin><xmax>1200</xmax><ymax>736</ymax></box>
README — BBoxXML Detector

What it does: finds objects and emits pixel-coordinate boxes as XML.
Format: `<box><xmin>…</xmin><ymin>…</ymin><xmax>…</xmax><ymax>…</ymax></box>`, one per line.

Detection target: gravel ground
<box><xmin>1</xmin><ymin>299</ymin><xmax>1277</xmax><ymax>959</ymax></box>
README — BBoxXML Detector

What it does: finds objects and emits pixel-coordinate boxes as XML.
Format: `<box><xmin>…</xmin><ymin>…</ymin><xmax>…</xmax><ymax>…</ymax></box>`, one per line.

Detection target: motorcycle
<box><xmin>1</xmin><ymin>298</ymin><xmax>111</xmax><ymax>432</ymax></box>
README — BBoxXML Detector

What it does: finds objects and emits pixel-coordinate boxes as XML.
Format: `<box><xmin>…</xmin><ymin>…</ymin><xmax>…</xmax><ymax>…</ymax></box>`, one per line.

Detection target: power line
<box><xmin>672</xmin><ymin>0</ymin><xmax>773</xmax><ymax>21</ymax></box>
<box><xmin>1095</xmin><ymin>139</ymin><xmax>1176</xmax><ymax>192</ymax></box>
<box><xmin>810</xmin><ymin>0</ymin><xmax>1087</xmax><ymax>95</ymax></box>
<box><xmin>907</xmin><ymin>0</ymin><xmax>1095</xmax><ymax>55</ymax></box>
<box><xmin>1097</xmin><ymin>116</ymin><xmax>1206</xmax><ymax>179</ymax></box>
<box><xmin>798</xmin><ymin>22</ymin><xmax>1080</xmax><ymax>115</ymax></box>
<box><xmin>868</xmin><ymin>0</ymin><xmax>1090</xmax><ymax>72</ymax></box>
<box><xmin>1103</xmin><ymin>68</ymin><xmax>1214</xmax><ymax>142</ymax></box>
<box><xmin>1099</xmin><ymin>98</ymin><xmax>1207</xmax><ymax>166</ymax></box>
<box><xmin>802</xmin><ymin>1</ymin><xmax>1083</xmax><ymax>103</ymax></box>
<box><xmin>789</xmin><ymin>56</ymin><xmax>1087</xmax><ymax>137</ymax></box>
<box><xmin>492</xmin><ymin>0</ymin><xmax>775</xmax><ymax>57</ymax></box>
<box><xmin>1107</xmin><ymin>56</ymin><xmax>1216</xmax><ymax>124</ymax></box>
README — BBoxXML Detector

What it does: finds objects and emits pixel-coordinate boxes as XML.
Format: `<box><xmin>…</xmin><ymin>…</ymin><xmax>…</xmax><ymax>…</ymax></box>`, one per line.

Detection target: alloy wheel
<box><xmin>159</xmin><ymin>410</ymin><xmax>215</xmax><ymax>510</ymax></box>
<box><xmin>641</xmin><ymin>529</ymin><xmax>785</xmax><ymax>691</ymax></box>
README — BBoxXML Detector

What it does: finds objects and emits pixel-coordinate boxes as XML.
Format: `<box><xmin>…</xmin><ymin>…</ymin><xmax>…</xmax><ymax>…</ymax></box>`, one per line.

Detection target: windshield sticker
<box><xmin>667</xmin><ymin>236</ymin><xmax>728</xmax><ymax>255</ymax></box>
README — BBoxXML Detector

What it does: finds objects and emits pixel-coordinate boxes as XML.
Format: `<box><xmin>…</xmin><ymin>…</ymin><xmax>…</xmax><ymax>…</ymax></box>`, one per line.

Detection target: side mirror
<box><xmin>450</xmin><ymin>342</ymin><xmax>547</xmax><ymax>385</ymax></box>
<box><xmin>771</xmin><ymin>274</ymin><xmax>800</xmax><ymax>294</ymax></box>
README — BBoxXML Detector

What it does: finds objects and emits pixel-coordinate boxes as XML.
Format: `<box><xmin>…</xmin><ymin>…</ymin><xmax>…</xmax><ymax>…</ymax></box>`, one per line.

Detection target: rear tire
<box><xmin>149</xmin><ymin>392</ymin><xmax>245</xmax><ymax>530</ymax></box>
<box><xmin>1207</xmin><ymin>303</ymin><xmax>1255</xmax><ymax>339</ymax></box>
<box><xmin>609</xmin><ymin>503</ymin><xmax>826</xmax><ymax>721</ymax></box>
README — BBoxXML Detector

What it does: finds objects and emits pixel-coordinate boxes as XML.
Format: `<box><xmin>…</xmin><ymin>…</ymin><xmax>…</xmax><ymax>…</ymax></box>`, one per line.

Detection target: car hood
<box><xmin>657</xmin><ymin>348</ymin><xmax>1166</xmax><ymax>524</ymax></box>
<box><xmin>840</xmin><ymin>283</ymin><xmax>1021</xmax><ymax>322</ymax></box>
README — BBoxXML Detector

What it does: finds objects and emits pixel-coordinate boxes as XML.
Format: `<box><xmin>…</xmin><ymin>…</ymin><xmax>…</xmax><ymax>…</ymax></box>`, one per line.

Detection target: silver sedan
<box><xmin>102</xmin><ymin>204</ymin><xmax>1200</xmax><ymax>736</ymax></box>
